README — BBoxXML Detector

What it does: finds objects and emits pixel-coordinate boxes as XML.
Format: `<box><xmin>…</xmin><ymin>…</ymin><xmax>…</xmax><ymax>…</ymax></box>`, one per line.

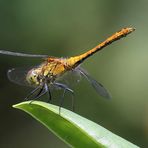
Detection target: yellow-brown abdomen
<box><xmin>66</xmin><ymin>27</ymin><xmax>135</xmax><ymax>68</ymax></box>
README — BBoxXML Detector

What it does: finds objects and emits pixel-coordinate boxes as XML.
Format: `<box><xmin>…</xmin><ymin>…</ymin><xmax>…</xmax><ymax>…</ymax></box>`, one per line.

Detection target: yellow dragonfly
<box><xmin>0</xmin><ymin>27</ymin><xmax>135</xmax><ymax>110</ymax></box>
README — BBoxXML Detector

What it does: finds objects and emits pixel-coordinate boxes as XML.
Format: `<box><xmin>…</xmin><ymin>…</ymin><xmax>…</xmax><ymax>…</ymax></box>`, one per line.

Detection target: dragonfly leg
<box><xmin>33</xmin><ymin>85</ymin><xmax>45</xmax><ymax>99</ymax></box>
<box><xmin>59</xmin><ymin>89</ymin><xmax>66</xmax><ymax>114</ymax></box>
<box><xmin>25</xmin><ymin>83</ymin><xmax>51</xmax><ymax>104</ymax></box>
<box><xmin>29</xmin><ymin>84</ymin><xmax>48</xmax><ymax>104</ymax></box>
<box><xmin>44</xmin><ymin>83</ymin><xmax>52</xmax><ymax>102</ymax></box>
<box><xmin>24</xmin><ymin>85</ymin><xmax>41</xmax><ymax>101</ymax></box>
<box><xmin>71</xmin><ymin>92</ymin><xmax>75</xmax><ymax>111</ymax></box>
<box><xmin>54</xmin><ymin>82</ymin><xmax>75</xmax><ymax>113</ymax></box>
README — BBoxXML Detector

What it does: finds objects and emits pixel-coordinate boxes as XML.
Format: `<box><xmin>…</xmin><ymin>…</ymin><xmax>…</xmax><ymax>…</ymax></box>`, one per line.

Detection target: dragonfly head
<box><xmin>26</xmin><ymin>68</ymin><xmax>41</xmax><ymax>86</ymax></box>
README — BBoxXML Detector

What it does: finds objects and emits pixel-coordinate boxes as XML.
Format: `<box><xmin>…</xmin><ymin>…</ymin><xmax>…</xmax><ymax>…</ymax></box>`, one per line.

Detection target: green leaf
<box><xmin>13</xmin><ymin>101</ymin><xmax>139</xmax><ymax>148</ymax></box>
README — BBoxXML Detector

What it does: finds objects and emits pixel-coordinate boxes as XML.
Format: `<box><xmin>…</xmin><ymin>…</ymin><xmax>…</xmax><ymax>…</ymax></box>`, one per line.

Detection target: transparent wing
<box><xmin>55</xmin><ymin>68</ymin><xmax>82</xmax><ymax>87</ymax></box>
<box><xmin>76</xmin><ymin>67</ymin><xmax>111</xmax><ymax>99</ymax></box>
<box><xmin>7</xmin><ymin>67</ymin><xmax>32</xmax><ymax>87</ymax></box>
<box><xmin>0</xmin><ymin>50</ymin><xmax>48</xmax><ymax>58</ymax></box>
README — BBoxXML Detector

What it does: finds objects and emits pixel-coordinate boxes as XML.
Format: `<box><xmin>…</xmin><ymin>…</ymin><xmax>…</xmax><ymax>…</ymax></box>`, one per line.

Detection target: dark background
<box><xmin>0</xmin><ymin>0</ymin><xmax>148</xmax><ymax>148</ymax></box>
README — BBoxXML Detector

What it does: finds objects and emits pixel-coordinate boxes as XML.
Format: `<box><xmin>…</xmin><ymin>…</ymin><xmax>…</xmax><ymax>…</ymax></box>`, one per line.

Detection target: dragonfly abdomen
<box><xmin>66</xmin><ymin>28</ymin><xmax>135</xmax><ymax>68</ymax></box>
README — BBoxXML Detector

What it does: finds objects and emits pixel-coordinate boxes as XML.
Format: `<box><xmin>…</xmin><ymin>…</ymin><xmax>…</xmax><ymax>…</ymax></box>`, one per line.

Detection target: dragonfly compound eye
<box><xmin>26</xmin><ymin>69</ymin><xmax>40</xmax><ymax>85</ymax></box>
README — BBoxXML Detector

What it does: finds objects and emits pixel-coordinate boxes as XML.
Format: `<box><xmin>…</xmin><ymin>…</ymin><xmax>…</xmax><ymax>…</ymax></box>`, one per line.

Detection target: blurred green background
<box><xmin>0</xmin><ymin>0</ymin><xmax>148</xmax><ymax>148</ymax></box>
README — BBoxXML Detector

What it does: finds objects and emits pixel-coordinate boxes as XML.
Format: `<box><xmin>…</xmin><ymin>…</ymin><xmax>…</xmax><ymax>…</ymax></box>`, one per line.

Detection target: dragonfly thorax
<box><xmin>26</xmin><ymin>66</ymin><xmax>56</xmax><ymax>86</ymax></box>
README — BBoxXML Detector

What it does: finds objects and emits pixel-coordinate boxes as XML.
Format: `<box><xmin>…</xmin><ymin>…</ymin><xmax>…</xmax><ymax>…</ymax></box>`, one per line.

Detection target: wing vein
<box><xmin>0</xmin><ymin>50</ymin><xmax>48</xmax><ymax>58</ymax></box>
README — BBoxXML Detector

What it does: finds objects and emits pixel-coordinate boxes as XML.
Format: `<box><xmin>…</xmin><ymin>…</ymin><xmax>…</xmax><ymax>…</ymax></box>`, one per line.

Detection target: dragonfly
<box><xmin>0</xmin><ymin>27</ymin><xmax>135</xmax><ymax>110</ymax></box>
